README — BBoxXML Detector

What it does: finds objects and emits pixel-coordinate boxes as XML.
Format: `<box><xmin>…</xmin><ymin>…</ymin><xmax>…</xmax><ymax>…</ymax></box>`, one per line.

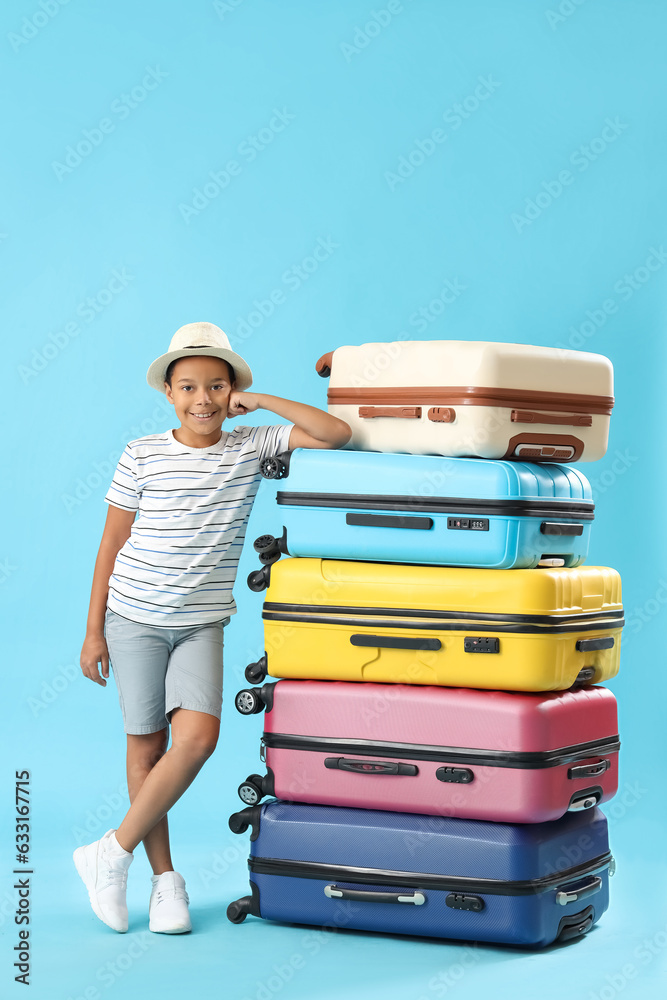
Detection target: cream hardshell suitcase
<box><xmin>316</xmin><ymin>341</ymin><xmax>614</xmax><ymax>462</ymax></box>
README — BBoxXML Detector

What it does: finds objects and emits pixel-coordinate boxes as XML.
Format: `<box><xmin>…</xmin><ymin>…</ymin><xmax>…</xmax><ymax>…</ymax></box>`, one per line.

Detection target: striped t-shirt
<box><xmin>104</xmin><ymin>423</ymin><xmax>293</xmax><ymax>627</ymax></box>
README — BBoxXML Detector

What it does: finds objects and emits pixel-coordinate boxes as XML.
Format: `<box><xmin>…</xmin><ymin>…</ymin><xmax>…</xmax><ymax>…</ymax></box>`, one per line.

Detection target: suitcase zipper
<box><xmin>262</xmin><ymin>603</ymin><xmax>625</xmax><ymax>635</ymax></box>
<box><xmin>248</xmin><ymin>851</ymin><xmax>613</xmax><ymax>896</ymax></box>
<box><xmin>260</xmin><ymin>732</ymin><xmax>620</xmax><ymax>770</ymax></box>
<box><xmin>326</xmin><ymin>386</ymin><xmax>614</xmax><ymax>415</ymax></box>
<box><xmin>276</xmin><ymin>491</ymin><xmax>595</xmax><ymax>521</ymax></box>
<box><xmin>264</xmin><ymin>601</ymin><xmax>621</xmax><ymax>626</ymax></box>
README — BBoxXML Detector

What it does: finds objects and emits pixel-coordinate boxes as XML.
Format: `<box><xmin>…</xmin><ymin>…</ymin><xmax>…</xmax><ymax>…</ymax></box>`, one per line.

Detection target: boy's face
<box><xmin>165</xmin><ymin>355</ymin><xmax>235</xmax><ymax>447</ymax></box>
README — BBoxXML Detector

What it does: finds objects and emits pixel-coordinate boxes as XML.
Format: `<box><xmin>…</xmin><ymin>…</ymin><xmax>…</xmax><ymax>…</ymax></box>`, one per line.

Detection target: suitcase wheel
<box><xmin>228</xmin><ymin>804</ymin><xmax>263</xmax><ymax>839</ymax></box>
<box><xmin>259</xmin><ymin>456</ymin><xmax>288</xmax><ymax>480</ymax></box>
<box><xmin>238</xmin><ymin>779</ymin><xmax>264</xmax><ymax>806</ymax></box>
<box><xmin>245</xmin><ymin>657</ymin><xmax>267</xmax><ymax>684</ymax></box>
<box><xmin>235</xmin><ymin>689</ymin><xmax>263</xmax><ymax>715</ymax></box>
<box><xmin>228</xmin><ymin>811</ymin><xmax>250</xmax><ymax>835</ymax></box>
<box><xmin>247</xmin><ymin>566</ymin><xmax>271</xmax><ymax>592</ymax></box>
<box><xmin>227</xmin><ymin>896</ymin><xmax>253</xmax><ymax>924</ymax></box>
<box><xmin>253</xmin><ymin>529</ymin><xmax>288</xmax><ymax>565</ymax></box>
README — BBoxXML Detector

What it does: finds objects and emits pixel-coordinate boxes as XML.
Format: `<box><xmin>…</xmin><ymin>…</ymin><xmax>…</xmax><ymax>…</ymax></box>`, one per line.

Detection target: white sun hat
<box><xmin>146</xmin><ymin>322</ymin><xmax>253</xmax><ymax>392</ymax></box>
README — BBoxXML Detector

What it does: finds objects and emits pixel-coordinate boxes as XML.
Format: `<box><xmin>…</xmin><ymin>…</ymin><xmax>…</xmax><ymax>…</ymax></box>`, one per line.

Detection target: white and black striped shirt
<box><xmin>104</xmin><ymin>423</ymin><xmax>293</xmax><ymax>627</ymax></box>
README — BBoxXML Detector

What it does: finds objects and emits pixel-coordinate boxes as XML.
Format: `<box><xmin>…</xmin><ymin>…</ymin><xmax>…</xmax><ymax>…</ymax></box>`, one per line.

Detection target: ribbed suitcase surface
<box><xmin>249</xmin><ymin>558</ymin><xmax>623</xmax><ymax>691</ymax></box>
<box><xmin>234</xmin><ymin>680</ymin><xmax>619</xmax><ymax>822</ymax></box>
<box><xmin>227</xmin><ymin>801</ymin><xmax>612</xmax><ymax>946</ymax></box>
<box><xmin>315</xmin><ymin>341</ymin><xmax>614</xmax><ymax>462</ymax></box>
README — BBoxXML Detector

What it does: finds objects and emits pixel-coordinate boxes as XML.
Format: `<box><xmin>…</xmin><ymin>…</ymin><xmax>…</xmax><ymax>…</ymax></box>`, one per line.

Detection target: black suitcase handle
<box><xmin>540</xmin><ymin>521</ymin><xmax>584</xmax><ymax>536</ymax></box>
<box><xmin>576</xmin><ymin>636</ymin><xmax>615</xmax><ymax>652</ymax></box>
<box><xmin>324</xmin><ymin>757</ymin><xmax>418</xmax><ymax>776</ymax></box>
<box><xmin>346</xmin><ymin>513</ymin><xmax>434</xmax><ymax>530</ymax></box>
<box><xmin>568</xmin><ymin>759</ymin><xmax>611</xmax><ymax>780</ymax></box>
<box><xmin>324</xmin><ymin>884</ymin><xmax>426</xmax><ymax>905</ymax></box>
<box><xmin>350</xmin><ymin>634</ymin><xmax>442</xmax><ymax>651</ymax></box>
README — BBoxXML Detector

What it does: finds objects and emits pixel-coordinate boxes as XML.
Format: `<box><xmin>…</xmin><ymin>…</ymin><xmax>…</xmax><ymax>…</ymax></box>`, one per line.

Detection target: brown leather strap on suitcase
<box><xmin>511</xmin><ymin>409</ymin><xmax>593</xmax><ymax>427</ymax></box>
<box><xmin>359</xmin><ymin>406</ymin><xmax>422</xmax><ymax>419</ymax></box>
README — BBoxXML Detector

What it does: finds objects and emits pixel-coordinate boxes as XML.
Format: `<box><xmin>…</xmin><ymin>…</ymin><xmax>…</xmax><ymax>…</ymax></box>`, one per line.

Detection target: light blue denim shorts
<box><xmin>104</xmin><ymin>608</ymin><xmax>228</xmax><ymax>735</ymax></box>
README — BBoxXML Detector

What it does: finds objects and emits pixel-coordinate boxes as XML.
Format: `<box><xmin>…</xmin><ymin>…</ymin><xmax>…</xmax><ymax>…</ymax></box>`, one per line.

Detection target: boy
<box><xmin>75</xmin><ymin>322</ymin><xmax>351</xmax><ymax>934</ymax></box>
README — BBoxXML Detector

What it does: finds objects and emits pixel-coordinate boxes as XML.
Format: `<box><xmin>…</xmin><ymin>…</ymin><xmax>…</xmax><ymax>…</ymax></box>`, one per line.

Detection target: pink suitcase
<box><xmin>234</xmin><ymin>680</ymin><xmax>619</xmax><ymax>823</ymax></box>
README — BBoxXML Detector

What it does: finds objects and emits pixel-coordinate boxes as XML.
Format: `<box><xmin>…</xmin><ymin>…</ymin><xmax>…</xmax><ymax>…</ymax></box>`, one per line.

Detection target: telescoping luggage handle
<box><xmin>324</xmin><ymin>885</ymin><xmax>426</xmax><ymax>905</ymax></box>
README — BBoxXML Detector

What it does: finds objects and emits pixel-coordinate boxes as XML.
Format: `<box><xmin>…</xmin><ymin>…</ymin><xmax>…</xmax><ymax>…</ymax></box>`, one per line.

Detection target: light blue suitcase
<box><xmin>249</xmin><ymin>449</ymin><xmax>594</xmax><ymax>586</ymax></box>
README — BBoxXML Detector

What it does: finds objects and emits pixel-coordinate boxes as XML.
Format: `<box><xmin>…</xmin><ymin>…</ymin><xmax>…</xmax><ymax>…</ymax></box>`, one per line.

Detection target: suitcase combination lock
<box><xmin>436</xmin><ymin>766</ymin><xmax>474</xmax><ymax>784</ymax></box>
<box><xmin>464</xmin><ymin>637</ymin><xmax>500</xmax><ymax>654</ymax></box>
<box><xmin>446</xmin><ymin>893</ymin><xmax>484</xmax><ymax>912</ymax></box>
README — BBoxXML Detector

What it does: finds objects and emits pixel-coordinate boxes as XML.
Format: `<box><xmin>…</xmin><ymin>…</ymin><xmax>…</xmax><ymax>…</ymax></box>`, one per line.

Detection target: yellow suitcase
<box><xmin>244</xmin><ymin>559</ymin><xmax>623</xmax><ymax>692</ymax></box>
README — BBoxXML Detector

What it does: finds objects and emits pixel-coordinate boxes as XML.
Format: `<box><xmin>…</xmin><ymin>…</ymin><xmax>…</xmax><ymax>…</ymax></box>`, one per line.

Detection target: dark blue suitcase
<box><xmin>227</xmin><ymin>801</ymin><xmax>613</xmax><ymax>947</ymax></box>
<box><xmin>250</xmin><ymin>449</ymin><xmax>594</xmax><ymax>587</ymax></box>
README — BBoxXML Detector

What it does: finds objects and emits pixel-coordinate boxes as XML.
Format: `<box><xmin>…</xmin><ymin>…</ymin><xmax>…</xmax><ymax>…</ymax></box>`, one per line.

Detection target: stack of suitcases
<box><xmin>227</xmin><ymin>341</ymin><xmax>622</xmax><ymax>948</ymax></box>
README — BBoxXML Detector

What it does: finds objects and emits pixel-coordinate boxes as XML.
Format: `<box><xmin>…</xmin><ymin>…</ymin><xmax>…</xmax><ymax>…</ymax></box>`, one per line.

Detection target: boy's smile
<box><xmin>165</xmin><ymin>356</ymin><xmax>235</xmax><ymax>448</ymax></box>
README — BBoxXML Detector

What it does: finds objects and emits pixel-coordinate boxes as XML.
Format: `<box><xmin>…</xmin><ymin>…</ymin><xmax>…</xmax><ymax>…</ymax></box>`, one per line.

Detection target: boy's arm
<box><xmin>80</xmin><ymin>505</ymin><xmax>136</xmax><ymax>686</ymax></box>
<box><xmin>228</xmin><ymin>392</ymin><xmax>351</xmax><ymax>450</ymax></box>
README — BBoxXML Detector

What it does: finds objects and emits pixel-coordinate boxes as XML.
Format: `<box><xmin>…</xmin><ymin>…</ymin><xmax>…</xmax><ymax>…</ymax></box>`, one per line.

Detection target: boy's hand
<box><xmin>80</xmin><ymin>634</ymin><xmax>110</xmax><ymax>687</ymax></box>
<box><xmin>228</xmin><ymin>391</ymin><xmax>260</xmax><ymax>417</ymax></box>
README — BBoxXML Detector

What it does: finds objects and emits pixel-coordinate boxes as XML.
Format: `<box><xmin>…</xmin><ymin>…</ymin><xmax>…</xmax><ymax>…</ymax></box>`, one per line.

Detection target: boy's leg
<box><xmin>126</xmin><ymin>729</ymin><xmax>172</xmax><ymax>874</ymax></box>
<box><xmin>115</xmin><ymin>709</ymin><xmax>220</xmax><ymax>853</ymax></box>
<box><xmin>104</xmin><ymin>609</ymin><xmax>174</xmax><ymax>867</ymax></box>
<box><xmin>114</xmin><ymin>618</ymin><xmax>224</xmax><ymax>854</ymax></box>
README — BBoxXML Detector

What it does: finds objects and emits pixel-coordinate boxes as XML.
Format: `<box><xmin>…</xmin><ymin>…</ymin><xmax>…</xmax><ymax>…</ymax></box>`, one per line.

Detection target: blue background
<box><xmin>1</xmin><ymin>1</ymin><xmax>666</xmax><ymax>998</ymax></box>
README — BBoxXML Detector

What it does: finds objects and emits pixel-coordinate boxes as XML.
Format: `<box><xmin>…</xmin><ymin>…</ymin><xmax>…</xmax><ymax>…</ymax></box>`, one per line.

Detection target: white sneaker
<box><xmin>149</xmin><ymin>871</ymin><xmax>191</xmax><ymax>933</ymax></box>
<box><xmin>73</xmin><ymin>829</ymin><xmax>134</xmax><ymax>932</ymax></box>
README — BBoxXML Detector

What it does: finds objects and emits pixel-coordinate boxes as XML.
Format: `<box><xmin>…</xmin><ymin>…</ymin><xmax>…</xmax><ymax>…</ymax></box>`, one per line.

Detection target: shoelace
<box><xmin>100</xmin><ymin>867</ymin><xmax>129</xmax><ymax>890</ymax></box>
<box><xmin>153</xmin><ymin>887</ymin><xmax>189</xmax><ymax>905</ymax></box>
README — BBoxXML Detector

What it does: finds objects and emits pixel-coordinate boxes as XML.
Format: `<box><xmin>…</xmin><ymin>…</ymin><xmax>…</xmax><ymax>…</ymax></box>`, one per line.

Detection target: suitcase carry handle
<box><xmin>350</xmin><ymin>634</ymin><xmax>442</xmax><ymax>651</ymax></box>
<box><xmin>315</xmin><ymin>351</ymin><xmax>334</xmax><ymax>377</ymax></box>
<box><xmin>324</xmin><ymin>884</ymin><xmax>426</xmax><ymax>905</ymax></box>
<box><xmin>568</xmin><ymin>759</ymin><xmax>611</xmax><ymax>780</ymax></box>
<box><xmin>324</xmin><ymin>757</ymin><xmax>418</xmax><ymax>776</ymax></box>
<box><xmin>346</xmin><ymin>513</ymin><xmax>434</xmax><ymax>531</ymax></box>
<box><xmin>556</xmin><ymin>876</ymin><xmax>602</xmax><ymax>906</ymax></box>
<box><xmin>576</xmin><ymin>636</ymin><xmax>615</xmax><ymax>652</ymax></box>
<box><xmin>511</xmin><ymin>409</ymin><xmax>593</xmax><ymax>427</ymax></box>
<box><xmin>359</xmin><ymin>406</ymin><xmax>422</xmax><ymax>419</ymax></box>
<box><xmin>540</xmin><ymin>521</ymin><xmax>584</xmax><ymax>536</ymax></box>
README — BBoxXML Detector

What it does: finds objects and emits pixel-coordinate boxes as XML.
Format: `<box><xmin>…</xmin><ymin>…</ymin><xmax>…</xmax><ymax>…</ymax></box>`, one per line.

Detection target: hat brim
<box><xmin>146</xmin><ymin>347</ymin><xmax>253</xmax><ymax>393</ymax></box>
